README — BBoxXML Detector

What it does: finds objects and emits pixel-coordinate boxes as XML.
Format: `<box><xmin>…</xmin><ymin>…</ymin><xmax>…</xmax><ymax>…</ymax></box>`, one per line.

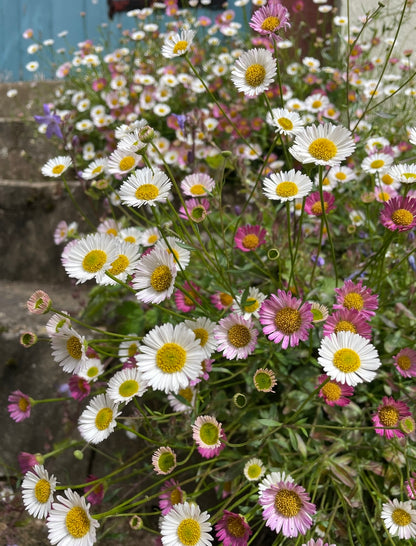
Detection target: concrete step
<box><xmin>0</xmin><ymin>81</ymin><xmax>61</xmax><ymax>118</ymax></box>
<box><xmin>0</xmin><ymin>179</ymin><xmax>99</xmax><ymax>283</ymax></box>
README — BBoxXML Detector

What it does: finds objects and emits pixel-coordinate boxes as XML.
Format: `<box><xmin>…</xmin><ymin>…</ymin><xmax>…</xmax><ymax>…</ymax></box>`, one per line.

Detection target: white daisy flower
<box><xmin>46</xmin><ymin>488</ymin><xmax>99</xmax><ymax>546</ymax></box>
<box><xmin>232</xmin><ymin>286</ymin><xmax>267</xmax><ymax>319</ymax></box>
<box><xmin>155</xmin><ymin>236</ymin><xmax>191</xmax><ymax>270</ymax></box>
<box><xmin>51</xmin><ymin>325</ymin><xmax>87</xmax><ymax>374</ymax></box>
<box><xmin>181</xmin><ymin>172</ymin><xmax>215</xmax><ymax>197</ymax></box>
<box><xmin>118</xmin><ymin>335</ymin><xmax>140</xmax><ymax>363</ymax></box>
<box><xmin>183</xmin><ymin>317</ymin><xmax>218</xmax><ymax>358</ymax></box>
<box><xmin>107</xmin><ymin>148</ymin><xmax>140</xmax><ymax>176</ymax></box>
<box><xmin>41</xmin><ymin>156</ymin><xmax>72</xmax><ymax>178</ymax></box>
<box><xmin>304</xmin><ymin>92</ymin><xmax>330</xmax><ymax>113</ymax></box>
<box><xmin>21</xmin><ymin>465</ymin><xmax>57</xmax><ymax>519</ymax></box>
<box><xmin>106</xmin><ymin>367</ymin><xmax>147</xmax><ymax>404</ymax></box>
<box><xmin>266</xmin><ymin>107</ymin><xmax>305</xmax><ymax>135</ymax></box>
<box><xmin>118</xmin><ymin>167</ymin><xmax>172</xmax><ymax>208</ymax></box>
<box><xmin>62</xmin><ymin>233</ymin><xmax>119</xmax><ymax>284</ymax></box>
<box><xmin>119</xmin><ymin>226</ymin><xmax>143</xmax><ymax>245</ymax></box>
<box><xmin>136</xmin><ymin>323</ymin><xmax>205</xmax><ymax>394</ymax></box>
<box><xmin>289</xmin><ymin>122</ymin><xmax>356</xmax><ymax>167</ymax></box>
<box><xmin>388</xmin><ymin>163</ymin><xmax>416</xmax><ymax>184</ymax></box>
<box><xmin>159</xmin><ymin>501</ymin><xmax>213</xmax><ymax>546</ymax></box>
<box><xmin>140</xmin><ymin>226</ymin><xmax>161</xmax><ymax>247</ymax></box>
<box><xmin>78</xmin><ymin>394</ymin><xmax>121</xmax><ymax>444</ymax></box>
<box><xmin>167</xmin><ymin>385</ymin><xmax>196</xmax><ymax>413</ymax></box>
<box><xmin>317</xmin><ymin>331</ymin><xmax>381</xmax><ymax>386</ymax></box>
<box><xmin>381</xmin><ymin>498</ymin><xmax>416</xmax><ymax>540</ymax></box>
<box><xmin>132</xmin><ymin>246</ymin><xmax>177</xmax><ymax>304</ymax></box>
<box><xmin>98</xmin><ymin>239</ymin><xmax>141</xmax><ymax>286</ymax></box>
<box><xmin>408</xmin><ymin>126</ymin><xmax>416</xmax><ymax>146</ymax></box>
<box><xmin>161</xmin><ymin>29</ymin><xmax>197</xmax><ymax>58</ymax></box>
<box><xmin>243</xmin><ymin>458</ymin><xmax>265</xmax><ymax>482</ymax></box>
<box><xmin>263</xmin><ymin>169</ymin><xmax>313</xmax><ymax>202</ymax></box>
<box><xmin>361</xmin><ymin>152</ymin><xmax>393</xmax><ymax>174</ymax></box>
<box><xmin>77</xmin><ymin>357</ymin><xmax>105</xmax><ymax>382</ymax></box>
<box><xmin>327</xmin><ymin>165</ymin><xmax>355</xmax><ymax>185</ymax></box>
<box><xmin>231</xmin><ymin>48</ymin><xmax>276</xmax><ymax>97</ymax></box>
<box><xmin>82</xmin><ymin>158</ymin><xmax>108</xmax><ymax>180</ymax></box>
<box><xmin>117</xmin><ymin>129</ymin><xmax>147</xmax><ymax>153</ymax></box>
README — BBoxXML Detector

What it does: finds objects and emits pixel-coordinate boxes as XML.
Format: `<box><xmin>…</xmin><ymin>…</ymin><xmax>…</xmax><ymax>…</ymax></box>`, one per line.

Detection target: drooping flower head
<box><xmin>21</xmin><ymin>464</ymin><xmax>57</xmax><ymax>519</ymax></box>
<box><xmin>259</xmin><ymin>290</ymin><xmax>313</xmax><ymax>349</ymax></box>
<box><xmin>68</xmin><ymin>375</ymin><xmax>91</xmax><ymax>401</ymax></box>
<box><xmin>380</xmin><ymin>498</ymin><xmax>416</xmax><ymax>540</ymax></box>
<box><xmin>26</xmin><ymin>290</ymin><xmax>52</xmax><ymax>315</ymax></box>
<box><xmin>258</xmin><ymin>479</ymin><xmax>316</xmax><ymax>537</ymax></box>
<box><xmin>214</xmin><ymin>510</ymin><xmax>252</xmax><ymax>546</ymax></box>
<box><xmin>380</xmin><ymin>195</ymin><xmax>416</xmax><ymax>232</ymax></box>
<box><xmin>372</xmin><ymin>396</ymin><xmax>412</xmax><ymax>439</ymax></box>
<box><xmin>393</xmin><ymin>347</ymin><xmax>416</xmax><ymax>378</ymax></box>
<box><xmin>290</xmin><ymin>123</ymin><xmax>356</xmax><ymax>167</ymax></box>
<box><xmin>231</xmin><ymin>48</ymin><xmax>277</xmax><ymax>97</ymax></box>
<box><xmin>84</xmin><ymin>475</ymin><xmax>105</xmax><ymax>506</ymax></box>
<box><xmin>234</xmin><ymin>224</ymin><xmax>267</xmax><ymax>252</ymax></box>
<box><xmin>174</xmin><ymin>281</ymin><xmax>202</xmax><ymax>313</ymax></box>
<box><xmin>249</xmin><ymin>1</ymin><xmax>291</xmax><ymax>41</ymax></box>
<box><xmin>333</xmin><ymin>279</ymin><xmax>378</xmax><ymax>319</ymax></box>
<box><xmin>317</xmin><ymin>374</ymin><xmax>354</xmax><ymax>407</ymax></box>
<box><xmin>318</xmin><ymin>331</ymin><xmax>381</xmax><ymax>386</ymax></box>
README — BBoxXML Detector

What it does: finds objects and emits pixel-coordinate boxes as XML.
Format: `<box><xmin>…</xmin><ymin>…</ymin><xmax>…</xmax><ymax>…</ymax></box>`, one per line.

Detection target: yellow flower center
<box><xmin>276</xmin><ymin>181</ymin><xmax>298</xmax><ymax>198</ymax></box>
<box><xmin>227</xmin><ymin>324</ymin><xmax>251</xmax><ymax>348</ymax></box>
<box><xmin>156</xmin><ymin>343</ymin><xmax>186</xmax><ymax>373</ymax></box>
<box><xmin>190</xmin><ymin>184</ymin><xmax>206</xmax><ymax>195</ymax></box>
<box><xmin>245</xmin><ymin>64</ymin><xmax>266</xmax><ymax>87</ymax></box>
<box><xmin>312</xmin><ymin>100</ymin><xmax>322</xmax><ymax>109</ymax></box>
<box><xmin>83</xmin><ymin>249</ymin><xmax>107</xmax><ymax>273</ymax></box>
<box><xmin>199</xmin><ymin>422</ymin><xmax>219</xmax><ymax>445</ymax></box>
<box><xmin>148</xmin><ymin>234</ymin><xmax>158</xmax><ymax>244</ymax></box>
<box><xmin>220</xmin><ymin>293</ymin><xmax>233</xmax><ymax>307</ymax></box>
<box><xmin>308</xmin><ymin>138</ymin><xmax>338</xmax><ymax>161</ymax></box>
<box><xmin>67</xmin><ymin>336</ymin><xmax>82</xmax><ymax>360</ymax></box>
<box><xmin>124</xmin><ymin>236</ymin><xmax>136</xmax><ymax>244</ymax></box>
<box><xmin>158</xmin><ymin>451</ymin><xmax>175</xmax><ymax>473</ymax></box>
<box><xmin>127</xmin><ymin>343</ymin><xmax>138</xmax><ymax>358</ymax></box>
<box><xmin>333</xmin><ymin>348</ymin><xmax>360</xmax><ymax>373</ymax></box>
<box><xmin>227</xmin><ymin>515</ymin><xmax>246</xmax><ymax>538</ymax></box>
<box><xmin>92</xmin><ymin>165</ymin><xmax>103</xmax><ymax>174</ymax></box>
<box><xmin>378</xmin><ymin>405</ymin><xmax>399</xmax><ymax>427</ymax></box>
<box><xmin>277</xmin><ymin>117</ymin><xmax>293</xmax><ymax>131</ymax></box>
<box><xmin>18</xmin><ymin>397</ymin><xmax>30</xmax><ymax>412</ymax></box>
<box><xmin>311</xmin><ymin>201</ymin><xmax>327</xmax><ymax>215</ymax></box>
<box><xmin>172</xmin><ymin>40</ymin><xmax>188</xmax><ymax>55</ymax></box>
<box><xmin>119</xmin><ymin>379</ymin><xmax>139</xmax><ymax>398</ymax></box>
<box><xmin>274</xmin><ymin>307</ymin><xmax>301</xmax><ymax>335</ymax></box>
<box><xmin>34</xmin><ymin>479</ymin><xmax>51</xmax><ymax>503</ymax></box>
<box><xmin>95</xmin><ymin>407</ymin><xmax>113</xmax><ymax>430</ymax></box>
<box><xmin>177</xmin><ymin>518</ymin><xmax>201</xmax><ymax>546</ymax></box>
<box><xmin>391</xmin><ymin>208</ymin><xmax>413</xmax><ymax>226</ymax></box>
<box><xmin>274</xmin><ymin>489</ymin><xmax>302</xmax><ymax>517</ymax></box>
<box><xmin>108</xmin><ymin>254</ymin><xmax>129</xmax><ymax>276</ymax></box>
<box><xmin>321</xmin><ymin>381</ymin><xmax>342</xmax><ymax>401</ymax></box>
<box><xmin>392</xmin><ymin>508</ymin><xmax>412</xmax><ymax>526</ymax></box>
<box><xmin>65</xmin><ymin>506</ymin><xmax>91</xmax><ymax>538</ymax></box>
<box><xmin>193</xmin><ymin>328</ymin><xmax>208</xmax><ymax>347</ymax></box>
<box><xmin>244</xmin><ymin>298</ymin><xmax>259</xmax><ymax>313</ymax></box>
<box><xmin>52</xmin><ymin>164</ymin><xmax>65</xmax><ymax>175</ymax></box>
<box><xmin>370</xmin><ymin>159</ymin><xmax>384</xmax><ymax>169</ymax></box>
<box><xmin>335</xmin><ymin>172</ymin><xmax>347</xmax><ymax>180</ymax></box>
<box><xmin>87</xmin><ymin>366</ymin><xmax>98</xmax><ymax>378</ymax></box>
<box><xmin>150</xmin><ymin>265</ymin><xmax>173</xmax><ymax>292</ymax></box>
<box><xmin>397</xmin><ymin>355</ymin><xmax>411</xmax><ymax>371</ymax></box>
<box><xmin>378</xmin><ymin>191</ymin><xmax>391</xmax><ymax>202</ymax></box>
<box><xmin>106</xmin><ymin>228</ymin><xmax>117</xmax><ymax>236</ymax></box>
<box><xmin>242</xmin><ymin>234</ymin><xmax>259</xmax><ymax>250</ymax></box>
<box><xmin>334</xmin><ymin>320</ymin><xmax>357</xmax><ymax>334</ymax></box>
<box><xmin>343</xmin><ymin>292</ymin><xmax>364</xmax><ymax>311</ymax></box>
<box><xmin>403</xmin><ymin>172</ymin><xmax>416</xmax><ymax>180</ymax></box>
<box><xmin>119</xmin><ymin>156</ymin><xmax>136</xmax><ymax>171</ymax></box>
<box><xmin>135</xmin><ymin>183</ymin><xmax>159</xmax><ymax>201</ymax></box>
<box><xmin>261</xmin><ymin>15</ymin><xmax>280</xmax><ymax>31</ymax></box>
<box><xmin>170</xmin><ymin>488</ymin><xmax>182</xmax><ymax>505</ymax></box>
<box><xmin>178</xmin><ymin>386</ymin><xmax>193</xmax><ymax>402</ymax></box>
<box><xmin>381</xmin><ymin>173</ymin><xmax>394</xmax><ymax>185</ymax></box>
<box><xmin>246</xmin><ymin>463</ymin><xmax>262</xmax><ymax>479</ymax></box>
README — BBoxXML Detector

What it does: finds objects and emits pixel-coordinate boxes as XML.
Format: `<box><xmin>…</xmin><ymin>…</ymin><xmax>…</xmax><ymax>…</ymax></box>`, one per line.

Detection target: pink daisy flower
<box><xmin>405</xmin><ymin>472</ymin><xmax>416</xmax><ymax>500</ymax></box>
<box><xmin>68</xmin><ymin>375</ymin><xmax>91</xmax><ymax>401</ymax></box>
<box><xmin>211</xmin><ymin>291</ymin><xmax>234</xmax><ymax>310</ymax></box>
<box><xmin>393</xmin><ymin>348</ymin><xmax>416</xmax><ymax>378</ymax></box>
<box><xmin>234</xmin><ymin>224</ymin><xmax>267</xmax><ymax>252</ymax></box>
<box><xmin>214</xmin><ymin>510</ymin><xmax>252</xmax><ymax>546</ymax></box>
<box><xmin>174</xmin><ymin>281</ymin><xmax>202</xmax><ymax>313</ymax></box>
<box><xmin>18</xmin><ymin>452</ymin><xmax>40</xmax><ymax>474</ymax></box>
<box><xmin>8</xmin><ymin>390</ymin><xmax>32</xmax><ymax>422</ymax></box>
<box><xmin>304</xmin><ymin>191</ymin><xmax>336</xmax><ymax>217</ymax></box>
<box><xmin>259</xmin><ymin>480</ymin><xmax>316</xmax><ymax>537</ymax></box>
<box><xmin>158</xmin><ymin>478</ymin><xmax>185</xmax><ymax>515</ymax></box>
<box><xmin>214</xmin><ymin>313</ymin><xmax>258</xmax><ymax>360</ymax></box>
<box><xmin>192</xmin><ymin>415</ymin><xmax>226</xmax><ymax>459</ymax></box>
<box><xmin>317</xmin><ymin>374</ymin><xmax>354</xmax><ymax>407</ymax></box>
<box><xmin>249</xmin><ymin>1</ymin><xmax>291</xmax><ymax>41</ymax></box>
<box><xmin>333</xmin><ymin>279</ymin><xmax>378</xmax><ymax>319</ymax></box>
<box><xmin>323</xmin><ymin>308</ymin><xmax>372</xmax><ymax>340</ymax></box>
<box><xmin>190</xmin><ymin>358</ymin><xmax>214</xmax><ymax>386</ymax></box>
<box><xmin>84</xmin><ymin>475</ymin><xmax>105</xmax><ymax>506</ymax></box>
<box><xmin>380</xmin><ymin>195</ymin><xmax>416</xmax><ymax>232</ymax></box>
<box><xmin>372</xmin><ymin>396</ymin><xmax>412</xmax><ymax>439</ymax></box>
<box><xmin>179</xmin><ymin>198</ymin><xmax>210</xmax><ymax>222</ymax></box>
<box><xmin>259</xmin><ymin>290</ymin><xmax>313</xmax><ymax>349</ymax></box>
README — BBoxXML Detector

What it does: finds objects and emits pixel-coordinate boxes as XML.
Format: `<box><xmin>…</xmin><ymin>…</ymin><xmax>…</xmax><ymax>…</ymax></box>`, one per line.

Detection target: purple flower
<box><xmin>34</xmin><ymin>104</ymin><xmax>63</xmax><ymax>139</ymax></box>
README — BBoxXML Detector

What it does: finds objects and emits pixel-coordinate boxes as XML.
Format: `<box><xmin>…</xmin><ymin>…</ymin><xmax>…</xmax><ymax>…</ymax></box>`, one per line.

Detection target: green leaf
<box><xmin>258</xmin><ymin>418</ymin><xmax>280</xmax><ymax>427</ymax></box>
